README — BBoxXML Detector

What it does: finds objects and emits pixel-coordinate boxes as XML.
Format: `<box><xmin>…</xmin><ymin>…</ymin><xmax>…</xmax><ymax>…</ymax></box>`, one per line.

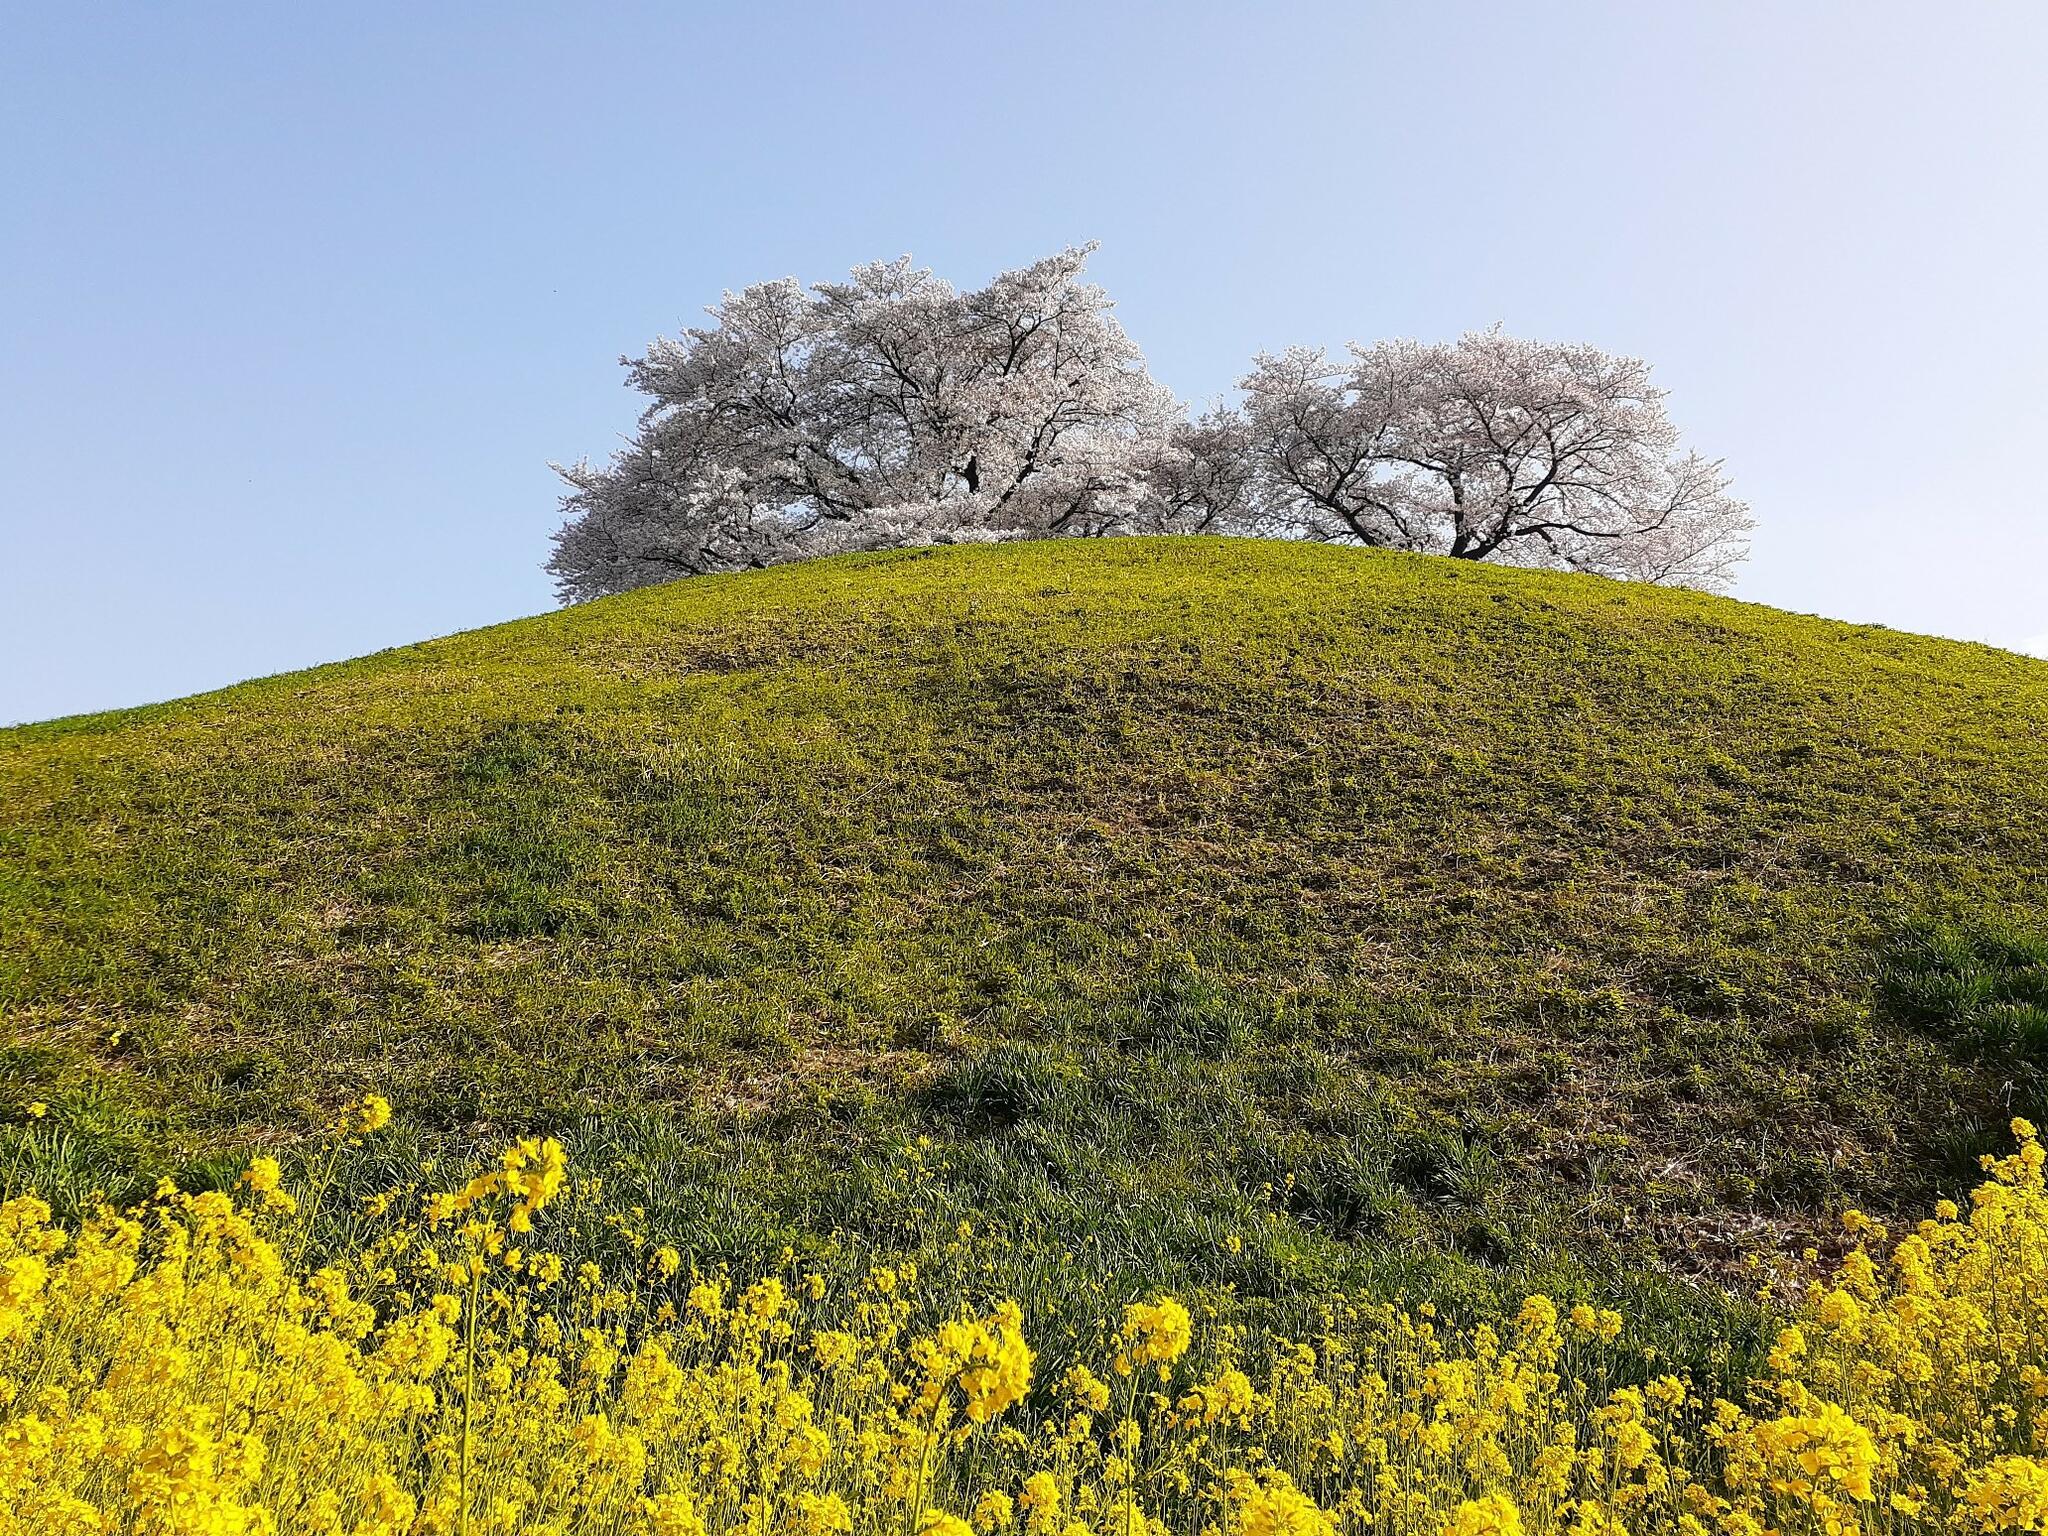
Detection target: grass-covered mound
<box><xmin>4</xmin><ymin>537</ymin><xmax>2047</xmax><ymax>1337</ymax></box>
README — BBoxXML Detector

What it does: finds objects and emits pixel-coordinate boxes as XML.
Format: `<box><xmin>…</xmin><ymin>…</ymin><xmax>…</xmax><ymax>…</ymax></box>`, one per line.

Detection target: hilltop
<box><xmin>5</xmin><ymin>537</ymin><xmax>2046</xmax><ymax>1342</ymax></box>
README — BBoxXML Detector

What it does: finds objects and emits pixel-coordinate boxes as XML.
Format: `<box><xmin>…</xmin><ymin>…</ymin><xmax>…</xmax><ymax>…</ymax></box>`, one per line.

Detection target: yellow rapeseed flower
<box><xmin>1443</xmin><ymin>1495</ymin><xmax>1525</xmax><ymax>1536</ymax></box>
<box><xmin>1115</xmin><ymin>1297</ymin><xmax>1191</xmax><ymax>1377</ymax></box>
<box><xmin>4</xmin><ymin>1108</ymin><xmax>2043</xmax><ymax>1536</ymax></box>
<box><xmin>1230</xmin><ymin>1468</ymin><xmax>1337</xmax><ymax>1536</ymax></box>
<box><xmin>1961</xmin><ymin>1456</ymin><xmax>2048</xmax><ymax>1533</ymax></box>
<box><xmin>240</xmin><ymin>1156</ymin><xmax>298</xmax><ymax>1214</ymax></box>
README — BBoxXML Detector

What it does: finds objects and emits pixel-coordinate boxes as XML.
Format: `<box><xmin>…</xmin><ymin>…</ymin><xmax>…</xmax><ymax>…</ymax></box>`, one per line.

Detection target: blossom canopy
<box><xmin>548</xmin><ymin>248</ymin><xmax>1751</xmax><ymax>598</ymax></box>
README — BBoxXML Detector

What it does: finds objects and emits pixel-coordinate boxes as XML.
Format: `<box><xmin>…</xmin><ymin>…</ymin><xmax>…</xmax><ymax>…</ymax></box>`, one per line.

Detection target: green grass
<box><xmin>1882</xmin><ymin>920</ymin><xmax>2048</xmax><ymax>1058</ymax></box>
<box><xmin>5</xmin><ymin>536</ymin><xmax>2047</xmax><ymax>1366</ymax></box>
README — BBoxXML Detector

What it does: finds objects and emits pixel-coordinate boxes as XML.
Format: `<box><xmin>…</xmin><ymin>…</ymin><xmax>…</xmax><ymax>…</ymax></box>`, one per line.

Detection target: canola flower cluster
<box><xmin>3</xmin><ymin>1104</ymin><xmax>2046</xmax><ymax>1536</ymax></box>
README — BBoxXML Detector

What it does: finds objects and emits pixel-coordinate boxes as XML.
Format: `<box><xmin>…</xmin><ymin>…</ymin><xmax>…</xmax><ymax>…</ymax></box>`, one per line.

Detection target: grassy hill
<box><xmin>5</xmin><ymin>536</ymin><xmax>2047</xmax><ymax>1354</ymax></box>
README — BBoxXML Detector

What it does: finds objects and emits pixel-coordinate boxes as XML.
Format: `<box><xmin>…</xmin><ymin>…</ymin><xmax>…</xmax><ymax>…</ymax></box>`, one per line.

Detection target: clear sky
<box><xmin>4</xmin><ymin>2</ymin><xmax>2046</xmax><ymax>725</ymax></box>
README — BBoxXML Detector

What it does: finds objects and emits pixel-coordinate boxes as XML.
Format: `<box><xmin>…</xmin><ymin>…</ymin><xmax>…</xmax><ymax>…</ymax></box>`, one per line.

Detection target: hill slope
<box><xmin>5</xmin><ymin>537</ymin><xmax>2047</xmax><ymax>1330</ymax></box>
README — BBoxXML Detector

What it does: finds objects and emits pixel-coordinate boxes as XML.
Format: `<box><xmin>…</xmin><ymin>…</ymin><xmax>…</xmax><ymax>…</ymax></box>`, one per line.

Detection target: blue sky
<box><xmin>4</xmin><ymin>2</ymin><xmax>2045</xmax><ymax>724</ymax></box>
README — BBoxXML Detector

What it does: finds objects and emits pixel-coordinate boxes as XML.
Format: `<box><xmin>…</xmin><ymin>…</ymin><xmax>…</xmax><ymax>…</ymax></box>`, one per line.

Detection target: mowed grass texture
<box><xmin>4</xmin><ymin>537</ymin><xmax>2047</xmax><ymax>1344</ymax></box>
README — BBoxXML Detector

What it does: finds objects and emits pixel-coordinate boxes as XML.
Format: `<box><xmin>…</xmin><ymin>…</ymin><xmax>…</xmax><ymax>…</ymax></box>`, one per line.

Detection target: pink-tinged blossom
<box><xmin>550</xmin><ymin>252</ymin><xmax>1750</xmax><ymax>598</ymax></box>
<box><xmin>548</xmin><ymin>246</ymin><xmax>1177</xmax><ymax>600</ymax></box>
<box><xmin>1231</xmin><ymin>328</ymin><xmax>1752</xmax><ymax>589</ymax></box>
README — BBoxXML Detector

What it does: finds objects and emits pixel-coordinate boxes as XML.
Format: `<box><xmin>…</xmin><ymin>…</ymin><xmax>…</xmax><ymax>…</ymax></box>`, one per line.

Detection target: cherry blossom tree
<box><xmin>547</xmin><ymin>245</ymin><xmax>1178</xmax><ymax>601</ymax></box>
<box><xmin>549</xmin><ymin>249</ymin><xmax>1751</xmax><ymax>599</ymax></box>
<box><xmin>1135</xmin><ymin>409</ymin><xmax>1264</xmax><ymax>535</ymax></box>
<box><xmin>1230</xmin><ymin>329</ymin><xmax>1752</xmax><ymax>587</ymax></box>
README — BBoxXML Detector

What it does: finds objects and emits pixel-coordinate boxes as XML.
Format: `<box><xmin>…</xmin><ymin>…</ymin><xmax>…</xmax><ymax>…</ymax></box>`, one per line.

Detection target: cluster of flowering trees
<box><xmin>548</xmin><ymin>246</ymin><xmax>1752</xmax><ymax>601</ymax></box>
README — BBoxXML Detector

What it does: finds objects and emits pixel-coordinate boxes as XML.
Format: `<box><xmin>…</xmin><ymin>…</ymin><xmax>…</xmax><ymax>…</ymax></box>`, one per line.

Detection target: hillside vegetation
<box><xmin>4</xmin><ymin>537</ymin><xmax>2047</xmax><ymax>1341</ymax></box>
<box><xmin>10</xmin><ymin>1113</ymin><xmax>2048</xmax><ymax>1536</ymax></box>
